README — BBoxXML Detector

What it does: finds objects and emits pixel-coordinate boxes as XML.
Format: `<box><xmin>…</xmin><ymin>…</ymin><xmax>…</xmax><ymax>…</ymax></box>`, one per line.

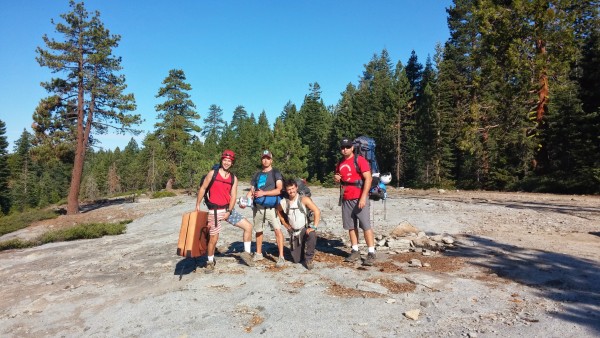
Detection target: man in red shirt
<box><xmin>334</xmin><ymin>137</ymin><xmax>376</xmax><ymax>266</ymax></box>
<box><xmin>195</xmin><ymin>150</ymin><xmax>254</xmax><ymax>273</ymax></box>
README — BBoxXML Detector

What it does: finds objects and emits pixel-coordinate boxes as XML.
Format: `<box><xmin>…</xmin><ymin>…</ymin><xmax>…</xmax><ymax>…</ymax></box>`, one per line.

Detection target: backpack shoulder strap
<box><xmin>205</xmin><ymin>169</ymin><xmax>219</xmax><ymax>194</ymax></box>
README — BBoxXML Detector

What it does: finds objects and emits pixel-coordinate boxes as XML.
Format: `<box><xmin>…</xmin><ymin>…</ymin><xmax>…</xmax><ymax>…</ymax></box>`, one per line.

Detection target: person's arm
<box><xmin>195</xmin><ymin>169</ymin><xmax>214</xmax><ymax>211</ymax></box>
<box><xmin>302</xmin><ymin>196</ymin><xmax>321</xmax><ymax>233</ymax></box>
<box><xmin>276</xmin><ymin>203</ymin><xmax>293</xmax><ymax>232</ymax></box>
<box><xmin>226</xmin><ymin>176</ymin><xmax>238</xmax><ymax>215</ymax></box>
<box><xmin>247</xmin><ymin>173</ymin><xmax>256</xmax><ymax>199</ymax></box>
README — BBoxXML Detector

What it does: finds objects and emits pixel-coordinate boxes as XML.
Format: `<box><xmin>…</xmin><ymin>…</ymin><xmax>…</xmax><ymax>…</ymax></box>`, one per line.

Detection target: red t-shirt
<box><xmin>207</xmin><ymin>171</ymin><xmax>233</xmax><ymax>206</ymax></box>
<box><xmin>337</xmin><ymin>155</ymin><xmax>370</xmax><ymax>200</ymax></box>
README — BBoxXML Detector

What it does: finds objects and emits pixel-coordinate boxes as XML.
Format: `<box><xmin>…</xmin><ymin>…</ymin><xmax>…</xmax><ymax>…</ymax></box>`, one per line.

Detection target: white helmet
<box><xmin>380</xmin><ymin>172</ymin><xmax>392</xmax><ymax>185</ymax></box>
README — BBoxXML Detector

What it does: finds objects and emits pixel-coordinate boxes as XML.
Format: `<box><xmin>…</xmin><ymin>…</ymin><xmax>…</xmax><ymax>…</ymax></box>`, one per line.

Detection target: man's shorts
<box><xmin>252</xmin><ymin>206</ymin><xmax>282</xmax><ymax>232</ymax></box>
<box><xmin>341</xmin><ymin>199</ymin><xmax>371</xmax><ymax>231</ymax></box>
<box><xmin>206</xmin><ymin>209</ymin><xmax>244</xmax><ymax>235</ymax></box>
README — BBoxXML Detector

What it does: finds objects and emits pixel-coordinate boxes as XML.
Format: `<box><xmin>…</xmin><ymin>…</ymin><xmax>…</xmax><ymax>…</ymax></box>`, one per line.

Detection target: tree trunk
<box><xmin>66</xmin><ymin>68</ymin><xmax>86</xmax><ymax>215</ymax></box>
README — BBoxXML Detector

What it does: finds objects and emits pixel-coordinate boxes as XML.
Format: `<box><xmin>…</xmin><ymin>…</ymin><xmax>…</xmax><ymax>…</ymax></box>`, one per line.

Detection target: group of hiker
<box><xmin>194</xmin><ymin>137</ymin><xmax>374</xmax><ymax>274</ymax></box>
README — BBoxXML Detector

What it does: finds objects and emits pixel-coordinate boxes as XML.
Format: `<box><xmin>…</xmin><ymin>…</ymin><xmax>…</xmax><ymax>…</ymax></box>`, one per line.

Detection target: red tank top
<box><xmin>208</xmin><ymin>171</ymin><xmax>233</xmax><ymax>206</ymax></box>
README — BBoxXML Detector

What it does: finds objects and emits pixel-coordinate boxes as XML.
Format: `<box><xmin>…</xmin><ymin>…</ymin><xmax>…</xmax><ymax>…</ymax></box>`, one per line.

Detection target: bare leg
<box><xmin>364</xmin><ymin>228</ymin><xmax>375</xmax><ymax>247</ymax></box>
<box><xmin>235</xmin><ymin>218</ymin><xmax>253</xmax><ymax>243</ymax></box>
<box><xmin>348</xmin><ymin>227</ymin><xmax>360</xmax><ymax>246</ymax></box>
<box><xmin>255</xmin><ymin>232</ymin><xmax>263</xmax><ymax>255</ymax></box>
<box><xmin>207</xmin><ymin>233</ymin><xmax>219</xmax><ymax>257</ymax></box>
<box><xmin>274</xmin><ymin>228</ymin><xmax>284</xmax><ymax>257</ymax></box>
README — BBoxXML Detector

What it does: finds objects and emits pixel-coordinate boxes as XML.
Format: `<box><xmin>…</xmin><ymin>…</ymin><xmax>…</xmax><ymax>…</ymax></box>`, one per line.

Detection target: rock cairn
<box><xmin>374</xmin><ymin>221</ymin><xmax>456</xmax><ymax>255</ymax></box>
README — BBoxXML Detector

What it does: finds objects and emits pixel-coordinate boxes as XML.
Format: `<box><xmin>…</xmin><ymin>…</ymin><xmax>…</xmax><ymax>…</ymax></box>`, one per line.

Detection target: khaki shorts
<box><xmin>252</xmin><ymin>206</ymin><xmax>282</xmax><ymax>232</ymax></box>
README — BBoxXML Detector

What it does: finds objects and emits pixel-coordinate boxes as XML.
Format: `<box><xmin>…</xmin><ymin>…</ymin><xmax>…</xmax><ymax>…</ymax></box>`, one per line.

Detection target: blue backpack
<box><xmin>352</xmin><ymin>136</ymin><xmax>387</xmax><ymax>201</ymax></box>
<box><xmin>253</xmin><ymin>169</ymin><xmax>284</xmax><ymax>208</ymax></box>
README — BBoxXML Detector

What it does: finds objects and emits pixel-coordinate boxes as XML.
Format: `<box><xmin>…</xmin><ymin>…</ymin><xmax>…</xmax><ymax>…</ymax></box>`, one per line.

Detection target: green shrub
<box><xmin>0</xmin><ymin>209</ymin><xmax>59</xmax><ymax>237</ymax></box>
<box><xmin>39</xmin><ymin>220</ymin><xmax>131</xmax><ymax>243</ymax></box>
<box><xmin>0</xmin><ymin>220</ymin><xmax>132</xmax><ymax>252</ymax></box>
<box><xmin>151</xmin><ymin>191</ymin><xmax>177</xmax><ymax>199</ymax></box>
<box><xmin>0</xmin><ymin>238</ymin><xmax>36</xmax><ymax>251</ymax></box>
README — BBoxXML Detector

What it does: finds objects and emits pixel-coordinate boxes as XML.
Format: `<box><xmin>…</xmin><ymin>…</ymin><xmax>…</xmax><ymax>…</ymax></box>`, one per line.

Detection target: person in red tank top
<box><xmin>195</xmin><ymin>150</ymin><xmax>255</xmax><ymax>273</ymax></box>
<box><xmin>334</xmin><ymin>137</ymin><xmax>377</xmax><ymax>266</ymax></box>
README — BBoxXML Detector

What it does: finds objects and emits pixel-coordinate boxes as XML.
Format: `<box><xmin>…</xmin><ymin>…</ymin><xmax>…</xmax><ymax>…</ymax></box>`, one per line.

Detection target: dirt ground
<box><xmin>0</xmin><ymin>185</ymin><xmax>598</xmax><ymax>337</ymax></box>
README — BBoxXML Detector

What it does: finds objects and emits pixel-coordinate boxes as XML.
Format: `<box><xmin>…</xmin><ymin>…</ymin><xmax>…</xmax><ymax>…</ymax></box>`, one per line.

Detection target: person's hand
<box><xmin>334</xmin><ymin>173</ymin><xmax>341</xmax><ymax>183</ymax></box>
<box><xmin>306</xmin><ymin>227</ymin><xmax>314</xmax><ymax>235</ymax></box>
<box><xmin>358</xmin><ymin>196</ymin><xmax>366</xmax><ymax>209</ymax></box>
<box><xmin>254</xmin><ymin>190</ymin><xmax>265</xmax><ymax>198</ymax></box>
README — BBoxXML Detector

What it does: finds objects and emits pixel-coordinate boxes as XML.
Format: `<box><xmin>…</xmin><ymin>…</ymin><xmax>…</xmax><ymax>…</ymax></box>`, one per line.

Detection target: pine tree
<box><xmin>0</xmin><ymin>120</ymin><xmax>10</xmax><ymax>215</ymax></box>
<box><xmin>299</xmin><ymin>83</ymin><xmax>332</xmax><ymax>182</ymax></box>
<box><xmin>202</xmin><ymin>104</ymin><xmax>226</xmax><ymax>139</ymax></box>
<box><xmin>154</xmin><ymin>69</ymin><xmax>200</xmax><ymax>188</ymax></box>
<box><xmin>405</xmin><ymin>50</ymin><xmax>424</xmax><ymax>101</ymax></box>
<box><xmin>270</xmin><ymin>117</ymin><xmax>308</xmax><ymax>179</ymax></box>
<box><xmin>8</xmin><ymin>130</ymin><xmax>39</xmax><ymax>212</ymax></box>
<box><xmin>36</xmin><ymin>1</ymin><xmax>140</xmax><ymax>214</ymax></box>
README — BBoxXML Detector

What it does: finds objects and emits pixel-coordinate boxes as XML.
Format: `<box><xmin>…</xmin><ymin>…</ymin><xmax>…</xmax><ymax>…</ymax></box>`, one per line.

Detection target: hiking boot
<box><xmin>240</xmin><ymin>251</ymin><xmax>255</xmax><ymax>267</ymax></box>
<box><xmin>305</xmin><ymin>260</ymin><xmax>314</xmax><ymax>270</ymax></box>
<box><xmin>345</xmin><ymin>250</ymin><xmax>361</xmax><ymax>262</ymax></box>
<box><xmin>205</xmin><ymin>261</ymin><xmax>215</xmax><ymax>274</ymax></box>
<box><xmin>363</xmin><ymin>252</ymin><xmax>376</xmax><ymax>266</ymax></box>
<box><xmin>252</xmin><ymin>253</ymin><xmax>264</xmax><ymax>262</ymax></box>
<box><xmin>275</xmin><ymin>256</ymin><xmax>285</xmax><ymax>268</ymax></box>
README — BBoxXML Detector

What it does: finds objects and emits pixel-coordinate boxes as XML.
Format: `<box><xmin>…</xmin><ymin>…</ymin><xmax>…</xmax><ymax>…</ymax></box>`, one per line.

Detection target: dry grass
<box><xmin>366</xmin><ymin>277</ymin><xmax>416</xmax><ymax>293</ymax></box>
<box><xmin>390</xmin><ymin>252</ymin><xmax>465</xmax><ymax>273</ymax></box>
<box><xmin>326</xmin><ymin>282</ymin><xmax>386</xmax><ymax>298</ymax></box>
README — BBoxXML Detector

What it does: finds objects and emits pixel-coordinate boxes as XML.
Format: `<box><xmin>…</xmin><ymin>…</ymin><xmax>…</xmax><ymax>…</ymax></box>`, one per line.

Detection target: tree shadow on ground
<box><xmin>400</xmin><ymin>195</ymin><xmax>600</xmax><ymax>220</ymax></box>
<box><xmin>78</xmin><ymin>196</ymin><xmax>137</xmax><ymax>213</ymax></box>
<box><xmin>448</xmin><ymin>234</ymin><xmax>600</xmax><ymax>334</ymax></box>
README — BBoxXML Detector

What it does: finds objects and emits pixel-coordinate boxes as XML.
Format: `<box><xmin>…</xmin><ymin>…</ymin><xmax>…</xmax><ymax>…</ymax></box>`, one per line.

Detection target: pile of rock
<box><xmin>375</xmin><ymin>221</ymin><xmax>456</xmax><ymax>255</ymax></box>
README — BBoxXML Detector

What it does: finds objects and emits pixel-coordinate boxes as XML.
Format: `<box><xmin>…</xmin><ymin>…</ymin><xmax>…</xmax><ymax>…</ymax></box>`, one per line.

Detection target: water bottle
<box><xmin>247</xmin><ymin>197</ymin><xmax>253</xmax><ymax>207</ymax></box>
<box><xmin>238</xmin><ymin>197</ymin><xmax>247</xmax><ymax>208</ymax></box>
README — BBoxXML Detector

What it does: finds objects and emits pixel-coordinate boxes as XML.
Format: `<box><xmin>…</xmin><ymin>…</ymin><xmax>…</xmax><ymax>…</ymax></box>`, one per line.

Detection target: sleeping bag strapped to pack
<box><xmin>353</xmin><ymin>136</ymin><xmax>389</xmax><ymax>201</ymax></box>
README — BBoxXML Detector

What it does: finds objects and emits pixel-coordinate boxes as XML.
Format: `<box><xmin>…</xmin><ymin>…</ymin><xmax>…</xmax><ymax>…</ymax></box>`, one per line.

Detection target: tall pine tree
<box><xmin>36</xmin><ymin>1</ymin><xmax>140</xmax><ymax>213</ymax></box>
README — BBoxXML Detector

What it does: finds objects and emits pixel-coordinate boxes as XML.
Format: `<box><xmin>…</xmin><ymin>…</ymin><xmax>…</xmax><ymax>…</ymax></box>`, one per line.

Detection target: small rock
<box><xmin>408</xmin><ymin>259</ymin><xmax>422</xmax><ymax>267</ymax></box>
<box><xmin>390</xmin><ymin>221</ymin><xmax>421</xmax><ymax>237</ymax></box>
<box><xmin>420</xmin><ymin>301</ymin><xmax>433</xmax><ymax>308</ymax></box>
<box><xmin>422</xmin><ymin>262</ymin><xmax>431</xmax><ymax>267</ymax></box>
<box><xmin>386</xmin><ymin>298</ymin><xmax>396</xmax><ymax>304</ymax></box>
<box><xmin>430</xmin><ymin>234</ymin><xmax>444</xmax><ymax>242</ymax></box>
<box><xmin>404</xmin><ymin>309</ymin><xmax>420</xmax><ymax>320</ymax></box>
<box><xmin>442</xmin><ymin>236</ymin><xmax>455</xmax><ymax>244</ymax></box>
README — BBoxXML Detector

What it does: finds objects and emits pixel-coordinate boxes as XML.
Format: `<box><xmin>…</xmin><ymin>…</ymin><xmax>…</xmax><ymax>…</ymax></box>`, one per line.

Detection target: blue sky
<box><xmin>0</xmin><ymin>0</ymin><xmax>453</xmax><ymax>151</ymax></box>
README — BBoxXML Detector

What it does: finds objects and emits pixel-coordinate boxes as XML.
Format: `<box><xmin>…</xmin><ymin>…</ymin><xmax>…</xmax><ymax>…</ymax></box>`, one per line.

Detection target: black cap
<box><xmin>340</xmin><ymin>137</ymin><xmax>353</xmax><ymax>147</ymax></box>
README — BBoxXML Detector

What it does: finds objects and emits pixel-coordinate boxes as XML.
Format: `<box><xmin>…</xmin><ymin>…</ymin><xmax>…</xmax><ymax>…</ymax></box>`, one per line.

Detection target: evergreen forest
<box><xmin>0</xmin><ymin>0</ymin><xmax>598</xmax><ymax>217</ymax></box>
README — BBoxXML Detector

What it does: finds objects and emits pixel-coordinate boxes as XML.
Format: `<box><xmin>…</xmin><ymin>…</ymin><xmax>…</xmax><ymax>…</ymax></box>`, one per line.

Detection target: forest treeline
<box><xmin>0</xmin><ymin>0</ymin><xmax>598</xmax><ymax>216</ymax></box>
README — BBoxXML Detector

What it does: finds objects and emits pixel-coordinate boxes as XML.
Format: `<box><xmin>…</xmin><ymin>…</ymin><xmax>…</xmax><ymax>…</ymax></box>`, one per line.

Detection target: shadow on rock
<box><xmin>451</xmin><ymin>234</ymin><xmax>600</xmax><ymax>334</ymax></box>
<box><xmin>174</xmin><ymin>257</ymin><xmax>204</xmax><ymax>279</ymax></box>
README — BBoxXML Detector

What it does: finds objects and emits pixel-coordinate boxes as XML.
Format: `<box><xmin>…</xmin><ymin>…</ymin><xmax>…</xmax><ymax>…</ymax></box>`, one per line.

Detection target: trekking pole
<box><xmin>384</xmin><ymin>198</ymin><xmax>387</xmax><ymax>220</ymax></box>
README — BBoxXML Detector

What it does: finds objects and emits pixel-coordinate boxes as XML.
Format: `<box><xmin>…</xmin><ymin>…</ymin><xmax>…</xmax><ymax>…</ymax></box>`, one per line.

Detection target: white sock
<box><xmin>352</xmin><ymin>245</ymin><xmax>359</xmax><ymax>251</ymax></box>
<box><xmin>208</xmin><ymin>255</ymin><xmax>214</xmax><ymax>262</ymax></box>
<box><xmin>244</xmin><ymin>241</ymin><xmax>251</xmax><ymax>253</ymax></box>
<box><xmin>368</xmin><ymin>247</ymin><xmax>375</xmax><ymax>253</ymax></box>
